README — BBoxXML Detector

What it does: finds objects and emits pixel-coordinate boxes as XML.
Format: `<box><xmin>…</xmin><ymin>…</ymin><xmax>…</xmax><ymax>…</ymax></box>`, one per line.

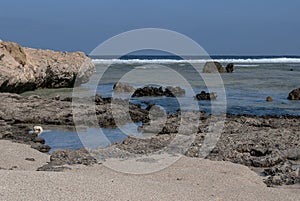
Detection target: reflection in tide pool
<box><xmin>40</xmin><ymin>123</ymin><xmax>141</xmax><ymax>153</ymax></box>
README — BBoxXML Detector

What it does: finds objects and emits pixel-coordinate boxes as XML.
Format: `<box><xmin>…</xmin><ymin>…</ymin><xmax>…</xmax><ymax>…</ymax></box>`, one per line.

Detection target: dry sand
<box><xmin>0</xmin><ymin>140</ymin><xmax>299</xmax><ymax>201</ymax></box>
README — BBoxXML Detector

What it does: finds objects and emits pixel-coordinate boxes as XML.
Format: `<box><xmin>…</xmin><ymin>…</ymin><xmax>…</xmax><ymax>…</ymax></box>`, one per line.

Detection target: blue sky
<box><xmin>0</xmin><ymin>0</ymin><xmax>299</xmax><ymax>55</ymax></box>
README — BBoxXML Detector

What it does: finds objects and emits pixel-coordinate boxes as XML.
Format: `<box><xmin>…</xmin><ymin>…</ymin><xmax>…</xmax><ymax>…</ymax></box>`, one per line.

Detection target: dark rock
<box><xmin>33</xmin><ymin>137</ymin><xmax>45</xmax><ymax>144</ymax></box>
<box><xmin>195</xmin><ymin>91</ymin><xmax>217</xmax><ymax>100</ymax></box>
<box><xmin>132</xmin><ymin>86</ymin><xmax>185</xmax><ymax>98</ymax></box>
<box><xmin>31</xmin><ymin>143</ymin><xmax>51</xmax><ymax>153</ymax></box>
<box><xmin>25</xmin><ymin>158</ymin><xmax>35</xmax><ymax>161</ymax></box>
<box><xmin>203</xmin><ymin>61</ymin><xmax>225</xmax><ymax>73</ymax></box>
<box><xmin>226</xmin><ymin>63</ymin><xmax>234</xmax><ymax>73</ymax></box>
<box><xmin>263</xmin><ymin>161</ymin><xmax>300</xmax><ymax>186</ymax></box>
<box><xmin>37</xmin><ymin>164</ymin><xmax>71</xmax><ymax>172</ymax></box>
<box><xmin>0</xmin><ymin>93</ymin><xmax>74</xmax><ymax>125</ymax></box>
<box><xmin>54</xmin><ymin>95</ymin><xmax>60</xmax><ymax>101</ymax></box>
<box><xmin>288</xmin><ymin>88</ymin><xmax>300</xmax><ymax>100</ymax></box>
<box><xmin>50</xmin><ymin>148</ymin><xmax>96</xmax><ymax>166</ymax></box>
<box><xmin>133</xmin><ymin>86</ymin><xmax>164</xmax><ymax>97</ymax></box>
<box><xmin>250</xmin><ymin>147</ymin><xmax>270</xmax><ymax>157</ymax></box>
<box><xmin>61</xmin><ymin>97</ymin><xmax>72</xmax><ymax>102</ymax></box>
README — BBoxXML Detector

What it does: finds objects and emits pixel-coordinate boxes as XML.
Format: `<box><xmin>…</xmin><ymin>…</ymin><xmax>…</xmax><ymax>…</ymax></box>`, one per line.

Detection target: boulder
<box><xmin>266</xmin><ymin>96</ymin><xmax>273</xmax><ymax>102</ymax></box>
<box><xmin>132</xmin><ymin>86</ymin><xmax>185</xmax><ymax>97</ymax></box>
<box><xmin>202</xmin><ymin>61</ymin><xmax>225</xmax><ymax>73</ymax></box>
<box><xmin>132</xmin><ymin>86</ymin><xmax>164</xmax><ymax>97</ymax></box>
<box><xmin>31</xmin><ymin>143</ymin><xmax>51</xmax><ymax>153</ymax></box>
<box><xmin>195</xmin><ymin>91</ymin><xmax>217</xmax><ymax>100</ymax></box>
<box><xmin>226</xmin><ymin>63</ymin><xmax>234</xmax><ymax>73</ymax></box>
<box><xmin>288</xmin><ymin>88</ymin><xmax>300</xmax><ymax>100</ymax></box>
<box><xmin>113</xmin><ymin>82</ymin><xmax>135</xmax><ymax>93</ymax></box>
<box><xmin>0</xmin><ymin>40</ymin><xmax>95</xmax><ymax>93</ymax></box>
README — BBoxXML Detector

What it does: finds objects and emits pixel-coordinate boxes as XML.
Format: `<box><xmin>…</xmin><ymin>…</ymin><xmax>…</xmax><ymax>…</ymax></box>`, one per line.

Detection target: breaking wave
<box><xmin>92</xmin><ymin>57</ymin><xmax>300</xmax><ymax>64</ymax></box>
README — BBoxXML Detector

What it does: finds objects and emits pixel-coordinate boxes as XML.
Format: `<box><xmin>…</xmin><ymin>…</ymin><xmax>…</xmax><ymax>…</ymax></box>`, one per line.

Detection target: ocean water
<box><xmin>90</xmin><ymin>56</ymin><xmax>300</xmax><ymax>116</ymax></box>
<box><xmin>24</xmin><ymin>56</ymin><xmax>300</xmax><ymax>152</ymax></box>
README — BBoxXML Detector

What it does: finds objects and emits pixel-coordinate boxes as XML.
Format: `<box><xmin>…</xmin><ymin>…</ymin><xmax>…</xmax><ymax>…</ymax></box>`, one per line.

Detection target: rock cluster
<box><xmin>1</xmin><ymin>91</ymin><xmax>299</xmax><ymax>187</ymax></box>
<box><xmin>263</xmin><ymin>161</ymin><xmax>300</xmax><ymax>186</ymax></box>
<box><xmin>0</xmin><ymin>120</ymin><xmax>50</xmax><ymax>153</ymax></box>
<box><xmin>203</xmin><ymin>61</ymin><xmax>234</xmax><ymax>73</ymax></box>
<box><xmin>112</xmin><ymin>112</ymin><xmax>300</xmax><ymax>186</ymax></box>
<box><xmin>194</xmin><ymin>91</ymin><xmax>217</xmax><ymax>100</ymax></box>
<box><xmin>0</xmin><ymin>40</ymin><xmax>95</xmax><ymax>93</ymax></box>
<box><xmin>37</xmin><ymin>148</ymin><xmax>97</xmax><ymax>171</ymax></box>
<box><xmin>0</xmin><ymin>92</ymin><xmax>152</xmax><ymax>152</ymax></box>
<box><xmin>132</xmin><ymin>86</ymin><xmax>185</xmax><ymax>97</ymax></box>
<box><xmin>0</xmin><ymin>93</ymin><xmax>149</xmax><ymax>128</ymax></box>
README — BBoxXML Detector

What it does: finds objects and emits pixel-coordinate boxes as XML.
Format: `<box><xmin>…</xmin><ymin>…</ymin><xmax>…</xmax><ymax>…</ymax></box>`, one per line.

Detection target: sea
<box><xmin>22</xmin><ymin>55</ymin><xmax>300</xmax><ymax>152</ymax></box>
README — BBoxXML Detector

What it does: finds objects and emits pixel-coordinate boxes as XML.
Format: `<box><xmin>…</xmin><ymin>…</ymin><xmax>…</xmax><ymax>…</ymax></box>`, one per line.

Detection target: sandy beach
<box><xmin>0</xmin><ymin>140</ymin><xmax>298</xmax><ymax>201</ymax></box>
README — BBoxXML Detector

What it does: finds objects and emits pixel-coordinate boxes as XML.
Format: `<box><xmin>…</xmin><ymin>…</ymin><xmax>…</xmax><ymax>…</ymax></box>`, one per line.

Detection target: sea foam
<box><xmin>92</xmin><ymin>57</ymin><xmax>300</xmax><ymax>64</ymax></box>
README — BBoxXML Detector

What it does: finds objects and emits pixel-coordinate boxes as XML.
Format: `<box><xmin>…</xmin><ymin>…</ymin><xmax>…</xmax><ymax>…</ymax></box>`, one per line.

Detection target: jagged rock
<box><xmin>226</xmin><ymin>63</ymin><xmax>234</xmax><ymax>73</ymax></box>
<box><xmin>32</xmin><ymin>137</ymin><xmax>45</xmax><ymax>144</ymax></box>
<box><xmin>250</xmin><ymin>147</ymin><xmax>270</xmax><ymax>157</ymax></box>
<box><xmin>288</xmin><ymin>88</ymin><xmax>300</xmax><ymax>100</ymax></box>
<box><xmin>0</xmin><ymin>40</ymin><xmax>95</xmax><ymax>93</ymax></box>
<box><xmin>263</xmin><ymin>161</ymin><xmax>300</xmax><ymax>186</ymax></box>
<box><xmin>195</xmin><ymin>91</ymin><xmax>217</xmax><ymax>100</ymax></box>
<box><xmin>50</xmin><ymin>148</ymin><xmax>96</xmax><ymax>166</ymax></box>
<box><xmin>31</xmin><ymin>143</ymin><xmax>51</xmax><ymax>153</ymax></box>
<box><xmin>203</xmin><ymin>61</ymin><xmax>225</xmax><ymax>73</ymax></box>
<box><xmin>0</xmin><ymin>92</ymin><xmax>149</xmax><ymax>128</ymax></box>
<box><xmin>133</xmin><ymin>86</ymin><xmax>164</xmax><ymax>97</ymax></box>
<box><xmin>132</xmin><ymin>86</ymin><xmax>185</xmax><ymax>97</ymax></box>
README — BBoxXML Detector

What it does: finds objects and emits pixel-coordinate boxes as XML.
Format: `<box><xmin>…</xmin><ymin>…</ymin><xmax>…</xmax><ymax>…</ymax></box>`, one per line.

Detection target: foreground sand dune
<box><xmin>0</xmin><ymin>141</ymin><xmax>298</xmax><ymax>201</ymax></box>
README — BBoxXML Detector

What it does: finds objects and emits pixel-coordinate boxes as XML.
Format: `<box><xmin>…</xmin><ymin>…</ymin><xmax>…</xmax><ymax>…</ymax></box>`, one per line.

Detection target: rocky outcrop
<box><xmin>194</xmin><ymin>91</ymin><xmax>217</xmax><ymax>100</ymax></box>
<box><xmin>263</xmin><ymin>161</ymin><xmax>300</xmax><ymax>186</ymax></box>
<box><xmin>226</xmin><ymin>63</ymin><xmax>234</xmax><ymax>73</ymax></box>
<box><xmin>203</xmin><ymin>61</ymin><xmax>225</xmax><ymax>73</ymax></box>
<box><xmin>132</xmin><ymin>86</ymin><xmax>185</xmax><ymax>97</ymax></box>
<box><xmin>0</xmin><ymin>120</ymin><xmax>50</xmax><ymax>153</ymax></box>
<box><xmin>113</xmin><ymin>82</ymin><xmax>135</xmax><ymax>94</ymax></box>
<box><xmin>0</xmin><ymin>92</ymin><xmax>150</xmax><ymax>153</ymax></box>
<box><xmin>0</xmin><ymin>40</ymin><xmax>95</xmax><ymax>93</ymax></box>
<box><xmin>203</xmin><ymin>61</ymin><xmax>235</xmax><ymax>73</ymax></box>
<box><xmin>133</xmin><ymin>86</ymin><xmax>164</xmax><ymax>97</ymax></box>
<box><xmin>116</xmin><ymin>111</ymin><xmax>300</xmax><ymax>186</ymax></box>
<box><xmin>0</xmin><ymin>93</ymin><xmax>149</xmax><ymax>127</ymax></box>
<box><xmin>288</xmin><ymin>88</ymin><xmax>300</xmax><ymax>100</ymax></box>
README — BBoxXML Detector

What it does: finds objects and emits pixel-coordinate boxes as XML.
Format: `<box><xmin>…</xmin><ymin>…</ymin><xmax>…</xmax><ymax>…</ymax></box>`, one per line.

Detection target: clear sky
<box><xmin>0</xmin><ymin>0</ymin><xmax>299</xmax><ymax>55</ymax></box>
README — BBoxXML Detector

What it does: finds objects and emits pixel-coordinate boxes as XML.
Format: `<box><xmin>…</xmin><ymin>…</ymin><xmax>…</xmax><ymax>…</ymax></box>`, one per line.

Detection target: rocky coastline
<box><xmin>0</xmin><ymin>40</ymin><xmax>94</xmax><ymax>93</ymax></box>
<box><xmin>0</xmin><ymin>40</ymin><xmax>299</xmax><ymax>189</ymax></box>
<box><xmin>0</xmin><ymin>91</ymin><xmax>299</xmax><ymax>187</ymax></box>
